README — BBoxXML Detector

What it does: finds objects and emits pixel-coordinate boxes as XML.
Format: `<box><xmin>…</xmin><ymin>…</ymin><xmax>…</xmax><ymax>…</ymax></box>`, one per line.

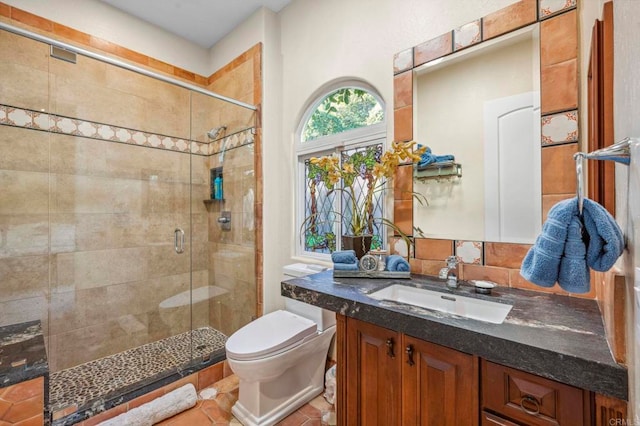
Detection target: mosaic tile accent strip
<box><xmin>454</xmin><ymin>19</ymin><xmax>482</xmax><ymax>51</ymax></box>
<box><xmin>455</xmin><ymin>240</ymin><xmax>483</xmax><ymax>264</ymax></box>
<box><xmin>539</xmin><ymin>0</ymin><xmax>577</xmax><ymax>19</ymax></box>
<box><xmin>541</xmin><ymin>110</ymin><xmax>578</xmax><ymax>145</ymax></box>
<box><xmin>208</xmin><ymin>128</ymin><xmax>255</xmax><ymax>156</ymax></box>
<box><xmin>49</xmin><ymin>327</ymin><xmax>227</xmax><ymax>415</ymax></box>
<box><xmin>0</xmin><ymin>104</ymin><xmax>254</xmax><ymax>157</ymax></box>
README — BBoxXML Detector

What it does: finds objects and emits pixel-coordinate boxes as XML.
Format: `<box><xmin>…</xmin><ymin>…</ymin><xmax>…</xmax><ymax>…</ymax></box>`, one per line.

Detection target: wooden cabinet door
<box><xmin>345</xmin><ymin>317</ymin><xmax>401</xmax><ymax>426</ymax></box>
<box><xmin>402</xmin><ymin>335</ymin><xmax>479</xmax><ymax>426</ymax></box>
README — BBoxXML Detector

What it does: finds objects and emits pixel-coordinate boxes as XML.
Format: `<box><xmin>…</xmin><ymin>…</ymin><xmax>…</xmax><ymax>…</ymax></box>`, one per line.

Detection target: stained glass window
<box><xmin>302</xmin><ymin>142</ymin><xmax>385</xmax><ymax>254</ymax></box>
<box><xmin>298</xmin><ymin>84</ymin><xmax>385</xmax><ymax>257</ymax></box>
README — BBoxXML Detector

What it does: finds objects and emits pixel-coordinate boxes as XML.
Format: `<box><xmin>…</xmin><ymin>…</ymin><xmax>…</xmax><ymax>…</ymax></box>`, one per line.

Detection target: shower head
<box><xmin>207</xmin><ymin>126</ymin><xmax>227</xmax><ymax>140</ymax></box>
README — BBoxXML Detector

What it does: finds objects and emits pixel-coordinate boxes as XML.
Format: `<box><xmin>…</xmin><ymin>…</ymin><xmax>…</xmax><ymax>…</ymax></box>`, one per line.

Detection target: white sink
<box><xmin>368</xmin><ymin>284</ymin><xmax>512</xmax><ymax>324</ymax></box>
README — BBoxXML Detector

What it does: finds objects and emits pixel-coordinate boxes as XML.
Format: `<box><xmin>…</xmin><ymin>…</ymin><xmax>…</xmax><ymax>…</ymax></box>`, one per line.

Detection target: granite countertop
<box><xmin>281</xmin><ymin>271</ymin><xmax>628</xmax><ymax>400</ymax></box>
<box><xmin>0</xmin><ymin>320</ymin><xmax>48</xmax><ymax>388</ymax></box>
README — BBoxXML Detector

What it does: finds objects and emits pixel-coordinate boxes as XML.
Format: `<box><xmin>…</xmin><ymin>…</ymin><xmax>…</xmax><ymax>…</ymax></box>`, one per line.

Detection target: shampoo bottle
<box><xmin>214</xmin><ymin>175</ymin><xmax>222</xmax><ymax>200</ymax></box>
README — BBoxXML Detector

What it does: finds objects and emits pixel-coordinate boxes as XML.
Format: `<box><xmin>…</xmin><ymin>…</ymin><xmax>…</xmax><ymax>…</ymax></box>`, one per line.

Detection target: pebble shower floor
<box><xmin>49</xmin><ymin>327</ymin><xmax>227</xmax><ymax>419</ymax></box>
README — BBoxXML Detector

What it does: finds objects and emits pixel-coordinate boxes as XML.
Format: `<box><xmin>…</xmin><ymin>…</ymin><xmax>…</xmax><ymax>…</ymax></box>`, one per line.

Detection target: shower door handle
<box><xmin>174</xmin><ymin>228</ymin><xmax>185</xmax><ymax>254</ymax></box>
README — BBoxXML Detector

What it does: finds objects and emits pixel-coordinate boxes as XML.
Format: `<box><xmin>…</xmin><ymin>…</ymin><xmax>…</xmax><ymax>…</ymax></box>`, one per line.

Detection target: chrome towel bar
<box><xmin>573</xmin><ymin>137</ymin><xmax>634</xmax><ymax>214</ymax></box>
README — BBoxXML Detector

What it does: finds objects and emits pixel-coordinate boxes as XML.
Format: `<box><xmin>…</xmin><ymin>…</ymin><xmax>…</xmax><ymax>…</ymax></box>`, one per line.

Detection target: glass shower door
<box><xmin>45</xmin><ymin>48</ymin><xmax>195</xmax><ymax>374</ymax></box>
<box><xmin>190</xmin><ymin>90</ymin><xmax>257</xmax><ymax>359</ymax></box>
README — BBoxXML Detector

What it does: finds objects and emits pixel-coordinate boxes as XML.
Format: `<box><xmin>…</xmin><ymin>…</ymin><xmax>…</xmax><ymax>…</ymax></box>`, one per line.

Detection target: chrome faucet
<box><xmin>439</xmin><ymin>256</ymin><xmax>459</xmax><ymax>289</ymax></box>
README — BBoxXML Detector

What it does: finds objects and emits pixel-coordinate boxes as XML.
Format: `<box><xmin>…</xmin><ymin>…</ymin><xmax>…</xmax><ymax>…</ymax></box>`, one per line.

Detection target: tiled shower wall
<box><xmin>206</xmin><ymin>44</ymin><xmax>263</xmax><ymax>323</ymax></box>
<box><xmin>0</xmin><ymin>27</ymin><xmax>257</xmax><ymax>372</ymax></box>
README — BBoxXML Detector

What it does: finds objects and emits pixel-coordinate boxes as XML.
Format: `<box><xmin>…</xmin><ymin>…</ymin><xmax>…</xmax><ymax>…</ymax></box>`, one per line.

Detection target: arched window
<box><xmin>301</xmin><ymin>88</ymin><xmax>383</xmax><ymax>142</ymax></box>
<box><xmin>296</xmin><ymin>82</ymin><xmax>386</xmax><ymax>258</ymax></box>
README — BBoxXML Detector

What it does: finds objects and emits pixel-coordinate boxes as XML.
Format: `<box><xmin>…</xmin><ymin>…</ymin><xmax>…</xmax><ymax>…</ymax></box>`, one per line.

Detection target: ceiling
<box><xmin>99</xmin><ymin>0</ymin><xmax>292</xmax><ymax>48</ymax></box>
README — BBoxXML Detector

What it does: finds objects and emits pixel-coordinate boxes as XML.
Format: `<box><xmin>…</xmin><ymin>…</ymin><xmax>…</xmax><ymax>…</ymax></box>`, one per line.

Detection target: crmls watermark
<box><xmin>609</xmin><ymin>417</ymin><xmax>640</xmax><ymax>426</ymax></box>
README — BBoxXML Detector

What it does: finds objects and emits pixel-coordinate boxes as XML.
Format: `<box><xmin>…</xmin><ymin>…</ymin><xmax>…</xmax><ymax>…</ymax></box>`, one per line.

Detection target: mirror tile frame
<box><xmin>390</xmin><ymin>0</ymin><xmax>589</xmax><ymax>297</ymax></box>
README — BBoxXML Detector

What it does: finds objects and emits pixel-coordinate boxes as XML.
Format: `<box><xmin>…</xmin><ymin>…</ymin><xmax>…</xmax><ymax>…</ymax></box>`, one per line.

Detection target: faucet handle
<box><xmin>445</xmin><ymin>255</ymin><xmax>458</xmax><ymax>268</ymax></box>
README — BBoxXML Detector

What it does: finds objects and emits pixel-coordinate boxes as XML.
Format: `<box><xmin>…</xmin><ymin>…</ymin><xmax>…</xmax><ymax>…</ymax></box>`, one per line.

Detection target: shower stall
<box><xmin>0</xmin><ymin>23</ymin><xmax>258</xmax><ymax>422</ymax></box>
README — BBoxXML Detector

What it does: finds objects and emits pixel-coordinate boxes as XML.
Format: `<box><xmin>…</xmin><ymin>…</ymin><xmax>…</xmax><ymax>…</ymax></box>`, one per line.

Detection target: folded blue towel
<box><xmin>386</xmin><ymin>255</ymin><xmax>410</xmax><ymax>272</ymax></box>
<box><xmin>582</xmin><ymin>198</ymin><xmax>624</xmax><ymax>271</ymax></box>
<box><xmin>417</xmin><ymin>144</ymin><xmax>455</xmax><ymax>168</ymax></box>
<box><xmin>331</xmin><ymin>250</ymin><xmax>357</xmax><ymax>264</ymax></box>
<box><xmin>520</xmin><ymin>198</ymin><xmax>577</xmax><ymax>288</ymax></box>
<box><xmin>557</xmin><ymin>217</ymin><xmax>590</xmax><ymax>293</ymax></box>
<box><xmin>521</xmin><ymin>197</ymin><xmax>624</xmax><ymax>294</ymax></box>
<box><xmin>333</xmin><ymin>262</ymin><xmax>359</xmax><ymax>271</ymax></box>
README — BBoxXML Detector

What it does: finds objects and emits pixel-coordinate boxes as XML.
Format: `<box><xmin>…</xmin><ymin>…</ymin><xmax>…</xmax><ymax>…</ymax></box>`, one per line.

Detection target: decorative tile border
<box><xmin>0</xmin><ymin>104</ymin><xmax>254</xmax><ymax>157</ymax></box>
<box><xmin>208</xmin><ymin>128</ymin><xmax>255</xmax><ymax>156</ymax></box>
<box><xmin>539</xmin><ymin>0</ymin><xmax>577</xmax><ymax>19</ymax></box>
<box><xmin>393</xmin><ymin>48</ymin><xmax>414</xmax><ymax>74</ymax></box>
<box><xmin>541</xmin><ymin>110</ymin><xmax>578</xmax><ymax>145</ymax></box>
<box><xmin>394</xmin><ymin>0</ymin><xmax>587</xmax><ymax>299</ymax></box>
<box><xmin>454</xmin><ymin>19</ymin><xmax>482</xmax><ymax>51</ymax></box>
<box><xmin>455</xmin><ymin>240</ymin><xmax>483</xmax><ymax>264</ymax></box>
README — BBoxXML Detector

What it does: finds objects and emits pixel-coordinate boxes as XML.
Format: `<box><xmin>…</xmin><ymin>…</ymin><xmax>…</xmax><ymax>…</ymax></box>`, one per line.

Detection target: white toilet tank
<box><xmin>282</xmin><ymin>263</ymin><xmax>336</xmax><ymax>332</ymax></box>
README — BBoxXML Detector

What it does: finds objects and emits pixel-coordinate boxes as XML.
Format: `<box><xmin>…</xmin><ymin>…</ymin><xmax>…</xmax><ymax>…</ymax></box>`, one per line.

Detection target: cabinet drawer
<box><xmin>482</xmin><ymin>361</ymin><xmax>587</xmax><ymax>426</ymax></box>
<box><xmin>482</xmin><ymin>411</ymin><xmax>522</xmax><ymax>426</ymax></box>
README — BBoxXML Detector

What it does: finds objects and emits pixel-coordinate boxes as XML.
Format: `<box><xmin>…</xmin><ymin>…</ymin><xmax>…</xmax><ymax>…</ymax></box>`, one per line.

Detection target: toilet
<box><xmin>225</xmin><ymin>263</ymin><xmax>335</xmax><ymax>426</ymax></box>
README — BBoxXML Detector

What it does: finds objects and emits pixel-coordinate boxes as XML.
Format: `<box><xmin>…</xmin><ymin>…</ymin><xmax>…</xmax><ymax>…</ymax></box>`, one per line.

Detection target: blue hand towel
<box><xmin>520</xmin><ymin>198</ymin><xmax>580</xmax><ymax>288</ymax></box>
<box><xmin>331</xmin><ymin>250</ymin><xmax>357</xmax><ymax>264</ymax></box>
<box><xmin>386</xmin><ymin>255</ymin><xmax>410</xmax><ymax>272</ymax></box>
<box><xmin>333</xmin><ymin>262</ymin><xmax>359</xmax><ymax>271</ymax></box>
<box><xmin>582</xmin><ymin>198</ymin><xmax>624</xmax><ymax>271</ymax></box>
<box><xmin>417</xmin><ymin>144</ymin><xmax>455</xmax><ymax>168</ymax></box>
<box><xmin>557</xmin><ymin>217</ymin><xmax>590</xmax><ymax>293</ymax></box>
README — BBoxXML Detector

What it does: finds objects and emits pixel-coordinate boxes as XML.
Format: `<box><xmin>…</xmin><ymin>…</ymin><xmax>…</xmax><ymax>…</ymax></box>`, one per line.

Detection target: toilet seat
<box><xmin>226</xmin><ymin>310</ymin><xmax>317</xmax><ymax>361</ymax></box>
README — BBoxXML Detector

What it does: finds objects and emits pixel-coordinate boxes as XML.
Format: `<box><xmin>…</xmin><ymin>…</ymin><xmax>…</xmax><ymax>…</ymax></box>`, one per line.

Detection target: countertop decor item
<box><xmin>301</xmin><ymin>141</ymin><xmax>427</xmax><ymax>259</ymax></box>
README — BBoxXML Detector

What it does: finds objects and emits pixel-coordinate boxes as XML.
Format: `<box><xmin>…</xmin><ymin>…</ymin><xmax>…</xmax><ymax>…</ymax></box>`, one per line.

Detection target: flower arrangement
<box><xmin>303</xmin><ymin>141</ymin><xmax>426</xmax><ymax>256</ymax></box>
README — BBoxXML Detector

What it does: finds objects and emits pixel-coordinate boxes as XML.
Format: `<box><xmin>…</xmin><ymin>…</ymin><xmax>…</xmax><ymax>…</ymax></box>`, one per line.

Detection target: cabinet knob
<box><xmin>386</xmin><ymin>338</ymin><xmax>395</xmax><ymax>358</ymax></box>
<box><xmin>405</xmin><ymin>344</ymin><xmax>415</xmax><ymax>366</ymax></box>
<box><xmin>520</xmin><ymin>395</ymin><xmax>540</xmax><ymax>416</ymax></box>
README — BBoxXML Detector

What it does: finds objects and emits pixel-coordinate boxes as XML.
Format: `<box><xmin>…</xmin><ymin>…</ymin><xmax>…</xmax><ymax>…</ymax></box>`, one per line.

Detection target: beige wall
<box><xmin>613</xmin><ymin>0</ymin><xmax>640</xmax><ymax>417</ymax></box>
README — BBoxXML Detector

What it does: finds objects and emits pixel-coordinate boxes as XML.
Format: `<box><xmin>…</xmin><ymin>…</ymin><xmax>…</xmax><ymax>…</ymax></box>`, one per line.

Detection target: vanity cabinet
<box><xmin>342</xmin><ymin>316</ymin><xmax>478</xmax><ymax>426</ymax></box>
<box><xmin>337</xmin><ymin>314</ymin><xmax>626</xmax><ymax>426</ymax></box>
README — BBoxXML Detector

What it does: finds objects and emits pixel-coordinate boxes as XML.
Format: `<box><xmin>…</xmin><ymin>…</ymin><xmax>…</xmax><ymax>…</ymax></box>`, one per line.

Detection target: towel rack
<box><xmin>573</xmin><ymin>137</ymin><xmax>633</xmax><ymax>214</ymax></box>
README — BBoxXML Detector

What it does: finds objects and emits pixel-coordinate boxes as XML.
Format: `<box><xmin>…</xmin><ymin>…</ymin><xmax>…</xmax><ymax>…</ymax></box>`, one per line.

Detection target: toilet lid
<box><xmin>225</xmin><ymin>310</ymin><xmax>316</xmax><ymax>361</ymax></box>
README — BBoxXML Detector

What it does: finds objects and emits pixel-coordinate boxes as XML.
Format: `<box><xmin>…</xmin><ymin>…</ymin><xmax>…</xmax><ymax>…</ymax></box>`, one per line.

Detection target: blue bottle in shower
<box><xmin>214</xmin><ymin>175</ymin><xmax>223</xmax><ymax>200</ymax></box>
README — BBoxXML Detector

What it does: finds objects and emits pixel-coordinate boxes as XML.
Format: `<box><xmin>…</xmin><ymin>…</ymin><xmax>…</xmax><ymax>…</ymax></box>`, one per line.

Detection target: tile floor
<box><xmin>156</xmin><ymin>374</ymin><xmax>335</xmax><ymax>426</ymax></box>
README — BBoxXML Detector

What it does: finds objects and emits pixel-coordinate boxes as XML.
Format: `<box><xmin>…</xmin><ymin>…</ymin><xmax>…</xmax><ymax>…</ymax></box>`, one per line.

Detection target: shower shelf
<box><xmin>203</xmin><ymin>199</ymin><xmax>225</xmax><ymax>204</ymax></box>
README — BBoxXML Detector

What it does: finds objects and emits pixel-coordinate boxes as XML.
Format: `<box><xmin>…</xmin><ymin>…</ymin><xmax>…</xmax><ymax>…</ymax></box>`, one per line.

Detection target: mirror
<box><xmin>413</xmin><ymin>24</ymin><xmax>541</xmax><ymax>244</ymax></box>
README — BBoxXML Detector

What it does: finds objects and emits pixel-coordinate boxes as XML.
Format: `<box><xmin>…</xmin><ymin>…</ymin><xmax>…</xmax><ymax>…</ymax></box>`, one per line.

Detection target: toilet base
<box><xmin>228</xmin><ymin>325</ymin><xmax>336</xmax><ymax>426</ymax></box>
<box><xmin>231</xmin><ymin>385</ymin><xmax>322</xmax><ymax>426</ymax></box>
